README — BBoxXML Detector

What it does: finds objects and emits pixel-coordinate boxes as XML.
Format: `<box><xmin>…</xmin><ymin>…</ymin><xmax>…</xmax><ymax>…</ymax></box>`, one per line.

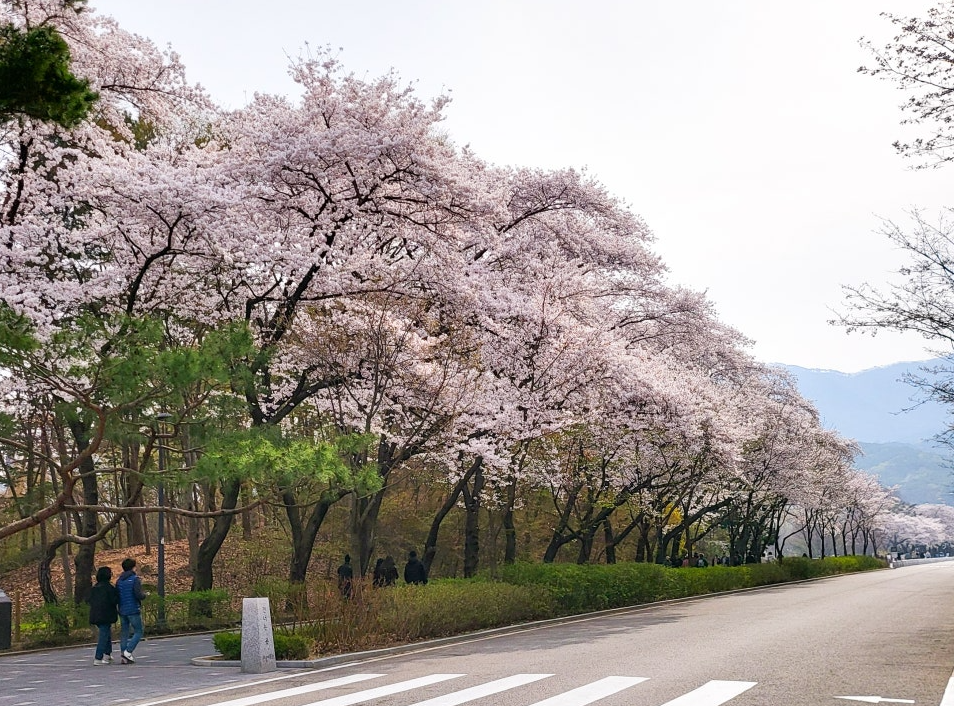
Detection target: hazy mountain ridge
<box><xmin>782</xmin><ymin>360</ymin><xmax>949</xmax><ymax>444</ymax></box>
<box><xmin>855</xmin><ymin>441</ymin><xmax>951</xmax><ymax>505</ymax></box>
<box><xmin>782</xmin><ymin>360</ymin><xmax>953</xmax><ymax>505</ymax></box>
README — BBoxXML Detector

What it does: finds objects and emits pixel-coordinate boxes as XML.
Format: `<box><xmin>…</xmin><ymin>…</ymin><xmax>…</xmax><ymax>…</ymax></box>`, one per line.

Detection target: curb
<box><xmin>0</xmin><ymin>628</ymin><xmax>224</xmax><ymax>658</ymax></box>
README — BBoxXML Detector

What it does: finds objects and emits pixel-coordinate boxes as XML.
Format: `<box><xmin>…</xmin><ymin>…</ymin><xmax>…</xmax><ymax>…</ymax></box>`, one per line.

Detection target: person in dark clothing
<box><xmin>87</xmin><ymin>566</ymin><xmax>119</xmax><ymax>665</ymax></box>
<box><xmin>382</xmin><ymin>555</ymin><xmax>398</xmax><ymax>586</ymax></box>
<box><xmin>116</xmin><ymin>557</ymin><xmax>146</xmax><ymax>663</ymax></box>
<box><xmin>337</xmin><ymin>554</ymin><xmax>354</xmax><ymax>598</ymax></box>
<box><xmin>372</xmin><ymin>557</ymin><xmax>385</xmax><ymax>587</ymax></box>
<box><xmin>403</xmin><ymin>550</ymin><xmax>427</xmax><ymax>585</ymax></box>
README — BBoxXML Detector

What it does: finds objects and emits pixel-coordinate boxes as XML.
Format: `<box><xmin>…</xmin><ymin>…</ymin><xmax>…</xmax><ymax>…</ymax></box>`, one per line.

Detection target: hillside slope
<box><xmin>784</xmin><ymin>360</ymin><xmax>952</xmax><ymax>504</ymax></box>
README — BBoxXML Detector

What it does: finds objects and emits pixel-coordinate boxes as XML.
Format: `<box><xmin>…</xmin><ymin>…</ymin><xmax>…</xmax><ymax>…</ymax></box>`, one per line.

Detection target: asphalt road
<box><xmin>5</xmin><ymin>563</ymin><xmax>954</xmax><ymax>706</ymax></box>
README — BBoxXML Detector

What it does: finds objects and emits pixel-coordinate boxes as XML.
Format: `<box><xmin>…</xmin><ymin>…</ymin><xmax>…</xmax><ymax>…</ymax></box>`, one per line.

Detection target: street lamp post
<box><xmin>156</xmin><ymin>412</ymin><xmax>172</xmax><ymax>630</ymax></box>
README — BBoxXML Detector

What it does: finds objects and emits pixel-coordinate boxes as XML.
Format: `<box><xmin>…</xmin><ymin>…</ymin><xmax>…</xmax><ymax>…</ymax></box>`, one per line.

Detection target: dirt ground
<box><xmin>2</xmin><ymin>538</ymin><xmax>259</xmax><ymax>612</ymax></box>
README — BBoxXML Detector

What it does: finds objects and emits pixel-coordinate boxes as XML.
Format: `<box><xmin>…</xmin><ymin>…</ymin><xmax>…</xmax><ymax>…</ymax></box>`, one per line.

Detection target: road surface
<box><xmin>4</xmin><ymin>562</ymin><xmax>954</xmax><ymax>706</ymax></box>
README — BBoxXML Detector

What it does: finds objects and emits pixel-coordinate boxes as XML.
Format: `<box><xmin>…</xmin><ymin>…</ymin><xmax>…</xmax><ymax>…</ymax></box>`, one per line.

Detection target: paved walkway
<box><xmin>0</xmin><ymin>633</ymin><xmax>293</xmax><ymax>706</ymax></box>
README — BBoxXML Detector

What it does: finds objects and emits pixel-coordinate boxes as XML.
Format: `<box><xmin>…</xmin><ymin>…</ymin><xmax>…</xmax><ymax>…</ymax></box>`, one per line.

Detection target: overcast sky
<box><xmin>90</xmin><ymin>0</ymin><xmax>953</xmax><ymax>373</ymax></box>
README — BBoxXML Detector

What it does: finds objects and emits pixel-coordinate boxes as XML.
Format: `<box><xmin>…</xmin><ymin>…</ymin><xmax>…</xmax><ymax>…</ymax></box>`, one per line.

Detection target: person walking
<box><xmin>403</xmin><ymin>550</ymin><xmax>427</xmax><ymax>585</ymax></box>
<box><xmin>116</xmin><ymin>557</ymin><xmax>146</xmax><ymax>664</ymax></box>
<box><xmin>87</xmin><ymin>566</ymin><xmax>118</xmax><ymax>665</ymax></box>
<box><xmin>337</xmin><ymin>554</ymin><xmax>354</xmax><ymax>598</ymax></box>
<box><xmin>381</xmin><ymin>555</ymin><xmax>398</xmax><ymax>586</ymax></box>
<box><xmin>372</xmin><ymin>557</ymin><xmax>385</xmax><ymax>587</ymax></box>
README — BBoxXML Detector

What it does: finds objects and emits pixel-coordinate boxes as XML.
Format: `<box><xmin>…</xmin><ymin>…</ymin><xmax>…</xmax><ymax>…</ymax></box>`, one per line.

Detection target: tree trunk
<box><xmin>241</xmin><ymin>482</ymin><xmax>254</xmax><ymax>540</ymax></box>
<box><xmin>287</xmin><ymin>489</ymin><xmax>346</xmax><ymax>583</ymax></box>
<box><xmin>461</xmin><ymin>459</ymin><xmax>484</xmax><ymax>578</ymax></box>
<box><xmin>422</xmin><ymin>463</ymin><xmax>471</xmax><ymax>576</ymax></box>
<box><xmin>122</xmin><ymin>442</ymin><xmax>146</xmax><ymax>546</ymax></box>
<box><xmin>502</xmin><ymin>477</ymin><xmax>518</xmax><ymax>564</ymax></box>
<box><xmin>576</xmin><ymin>526</ymin><xmax>596</xmax><ymax>564</ymax></box>
<box><xmin>191</xmin><ymin>478</ymin><xmax>240</xmax><ymax>614</ymax></box>
<box><xmin>349</xmin><ymin>491</ymin><xmax>384</xmax><ymax>577</ymax></box>
<box><xmin>603</xmin><ymin>518</ymin><xmax>616</xmax><ymax>565</ymax></box>
<box><xmin>69</xmin><ymin>420</ymin><xmax>97</xmax><ymax>605</ymax></box>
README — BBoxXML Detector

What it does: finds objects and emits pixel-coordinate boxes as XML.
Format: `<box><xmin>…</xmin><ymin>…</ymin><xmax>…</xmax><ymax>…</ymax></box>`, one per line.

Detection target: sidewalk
<box><xmin>0</xmin><ymin>633</ymin><xmax>283</xmax><ymax>706</ymax></box>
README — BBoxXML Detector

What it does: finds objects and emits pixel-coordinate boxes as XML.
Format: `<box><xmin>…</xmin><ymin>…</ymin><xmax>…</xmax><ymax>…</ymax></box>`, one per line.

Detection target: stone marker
<box><xmin>240</xmin><ymin>597</ymin><xmax>276</xmax><ymax>673</ymax></box>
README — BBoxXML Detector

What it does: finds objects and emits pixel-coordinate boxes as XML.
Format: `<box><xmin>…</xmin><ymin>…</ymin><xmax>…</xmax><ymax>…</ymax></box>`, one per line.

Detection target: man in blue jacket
<box><xmin>116</xmin><ymin>557</ymin><xmax>146</xmax><ymax>664</ymax></box>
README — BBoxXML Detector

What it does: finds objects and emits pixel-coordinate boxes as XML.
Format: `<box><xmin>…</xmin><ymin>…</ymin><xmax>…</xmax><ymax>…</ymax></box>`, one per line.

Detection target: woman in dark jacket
<box><xmin>88</xmin><ymin>566</ymin><xmax>119</xmax><ymax>665</ymax></box>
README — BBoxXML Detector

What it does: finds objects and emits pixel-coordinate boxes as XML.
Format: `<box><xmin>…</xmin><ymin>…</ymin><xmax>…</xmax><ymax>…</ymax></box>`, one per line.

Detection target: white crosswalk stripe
<box><xmin>525</xmin><ymin>676</ymin><xmax>649</xmax><ymax>706</ymax></box>
<box><xmin>658</xmin><ymin>680</ymin><xmax>758</xmax><ymax>706</ymax></box>
<box><xmin>165</xmin><ymin>672</ymin><xmax>761</xmax><ymax>706</ymax></box>
<box><xmin>299</xmin><ymin>673</ymin><xmax>466</xmax><ymax>706</ymax></box>
<box><xmin>206</xmin><ymin>673</ymin><xmax>385</xmax><ymax>706</ymax></box>
<box><xmin>409</xmin><ymin>673</ymin><xmax>554</xmax><ymax>706</ymax></box>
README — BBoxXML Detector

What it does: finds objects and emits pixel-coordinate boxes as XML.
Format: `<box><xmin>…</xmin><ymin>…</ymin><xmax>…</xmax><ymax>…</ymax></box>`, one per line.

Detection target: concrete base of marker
<box><xmin>240</xmin><ymin>597</ymin><xmax>276</xmax><ymax>673</ymax></box>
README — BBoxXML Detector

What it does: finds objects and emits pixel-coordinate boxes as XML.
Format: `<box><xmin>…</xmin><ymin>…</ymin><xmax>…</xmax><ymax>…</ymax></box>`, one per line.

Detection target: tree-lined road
<box><xmin>6</xmin><ymin>564</ymin><xmax>954</xmax><ymax>706</ymax></box>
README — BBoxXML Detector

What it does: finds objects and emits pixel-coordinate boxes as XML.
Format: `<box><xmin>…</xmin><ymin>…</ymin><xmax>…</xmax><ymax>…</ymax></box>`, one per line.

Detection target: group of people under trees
<box><xmin>337</xmin><ymin>550</ymin><xmax>428</xmax><ymax>598</ymax></box>
<box><xmin>665</xmin><ymin>553</ymin><xmax>744</xmax><ymax>568</ymax></box>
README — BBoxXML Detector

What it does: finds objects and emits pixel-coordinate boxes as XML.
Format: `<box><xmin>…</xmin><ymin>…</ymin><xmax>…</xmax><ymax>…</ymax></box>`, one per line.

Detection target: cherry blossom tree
<box><xmin>844</xmin><ymin>4</ymin><xmax>954</xmax><ymax>440</ymax></box>
<box><xmin>0</xmin><ymin>0</ymin><xmax>216</xmax><ymax>601</ymax></box>
<box><xmin>859</xmin><ymin>4</ymin><xmax>954</xmax><ymax>168</ymax></box>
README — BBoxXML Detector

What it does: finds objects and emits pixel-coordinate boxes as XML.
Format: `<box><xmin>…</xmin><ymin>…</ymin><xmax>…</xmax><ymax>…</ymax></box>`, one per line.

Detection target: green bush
<box><xmin>142</xmin><ymin>589</ymin><xmax>235</xmax><ymax>631</ymax></box>
<box><xmin>499</xmin><ymin>555</ymin><xmax>886</xmax><ymax>614</ymax></box>
<box><xmin>275</xmin><ymin>632</ymin><xmax>312</xmax><ymax>660</ymax></box>
<box><xmin>212</xmin><ymin>631</ymin><xmax>241</xmax><ymax>660</ymax></box>
<box><xmin>372</xmin><ymin>579</ymin><xmax>555</xmax><ymax>641</ymax></box>
<box><xmin>21</xmin><ymin>600</ymin><xmax>89</xmax><ymax>644</ymax></box>
<box><xmin>212</xmin><ymin>630</ymin><xmax>313</xmax><ymax>660</ymax></box>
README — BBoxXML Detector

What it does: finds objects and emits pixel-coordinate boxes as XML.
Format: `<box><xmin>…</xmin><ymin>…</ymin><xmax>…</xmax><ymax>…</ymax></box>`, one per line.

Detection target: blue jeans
<box><xmin>119</xmin><ymin>613</ymin><xmax>143</xmax><ymax>654</ymax></box>
<box><xmin>94</xmin><ymin>623</ymin><xmax>112</xmax><ymax>659</ymax></box>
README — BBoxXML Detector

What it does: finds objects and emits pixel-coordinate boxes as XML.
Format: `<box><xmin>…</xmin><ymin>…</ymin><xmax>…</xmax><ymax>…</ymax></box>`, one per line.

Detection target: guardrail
<box><xmin>889</xmin><ymin>556</ymin><xmax>954</xmax><ymax>568</ymax></box>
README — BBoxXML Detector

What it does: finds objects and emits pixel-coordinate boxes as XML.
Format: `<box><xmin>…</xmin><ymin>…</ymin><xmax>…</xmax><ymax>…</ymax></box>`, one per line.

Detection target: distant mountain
<box><xmin>782</xmin><ymin>360</ymin><xmax>950</xmax><ymax>444</ymax></box>
<box><xmin>783</xmin><ymin>360</ymin><xmax>953</xmax><ymax>505</ymax></box>
<box><xmin>855</xmin><ymin>441</ymin><xmax>952</xmax><ymax>505</ymax></box>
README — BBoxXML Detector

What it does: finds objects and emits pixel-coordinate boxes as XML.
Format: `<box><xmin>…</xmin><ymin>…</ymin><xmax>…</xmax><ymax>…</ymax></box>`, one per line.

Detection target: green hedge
<box><xmin>498</xmin><ymin>555</ymin><xmax>886</xmax><ymax>613</ymax></box>
<box><xmin>372</xmin><ymin>579</ymin><xmax>556</xmax><ymax>641</ymax></box>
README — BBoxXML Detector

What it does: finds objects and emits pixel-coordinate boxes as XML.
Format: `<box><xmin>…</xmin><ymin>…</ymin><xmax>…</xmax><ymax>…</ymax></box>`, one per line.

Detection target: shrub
<box><xmin>142</xmin><ymin>589</ymin><xmax>235</xmax><ymax>631</ymax></box>
<box><xmin>212</xmin><ymin>631</ymin><xmax>241</xmax><ymax>660</ymax></box>
<box><xmin>212</xmin><ymin>629</ymin><xmax>314</xmax><ymax>660</ymax></box>
<box><xmin>372</xmin><ymin>579</ymin><xmax>555</xmax><ymax>641</ymax></box>
<box><xmin>499</xmin><ymin>556</ymin><xmax>886</xmax><ymax>613</ymax></box>
<box><xmin>274</xmin><ymin>632</ymin><xmax>312</xmax><ymax>660</ymax></box>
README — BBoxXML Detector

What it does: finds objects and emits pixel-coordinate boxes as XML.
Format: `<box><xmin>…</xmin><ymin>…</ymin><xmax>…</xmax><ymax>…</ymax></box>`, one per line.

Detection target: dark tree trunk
<box><xmin>543</xmin><ymin>483</ymin><xmax>579</xmax><ymax>563</ymax></box>
<box><xmin>122</xmin><ymin>443</ymin><xmax>146</xmax><ymax>547</ymax></box>
<box><xmin>241</xmin><ymin>483</ymin><xmax>254</xmax><ymax>540</ymax></box>
<box><xmin>461</xmin><ymin>459</ymin><xmax>484</xmax><ymax>578</ymax></box>
<box><xmin>287</xmin><ymin>489</ymin><xmax>347</xmax><ymax>583</ymax></box>
<box><xmin>39</xmin><ymin>538</ymin><xmax>65</xmax><ymax>605</ymax></box>
<box><xmin>69</xmin><ymin>421</ymin><xmax>97</xmax><ymax>605</ymax></box>
<box><xmin>350</xmin><ymin>491</ymin><xmax>384</xmax><ymax>577</ymax></box>
<box><xmin>191</xmin><ymin>478</ymin><xmax>241</xmax><ymax>611</ymax></box>
<box><xmin>503</xmin><ymin>478</ymin><xmax>518</xmax><ymax>564</ymax></box>
<box><xmin>422</xmin><ymin>461</ymin><xmax>473</xmax><ymax>576</ymax></box>
<box><xmin>576</xmin><ymin>526</ymin><xmax>597</xmax><ymax>564</ymax></box>
<box><xmin>603</xmin><ymin>518</ymin><xmax>616</xmax><ymax>565</ymax></box>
